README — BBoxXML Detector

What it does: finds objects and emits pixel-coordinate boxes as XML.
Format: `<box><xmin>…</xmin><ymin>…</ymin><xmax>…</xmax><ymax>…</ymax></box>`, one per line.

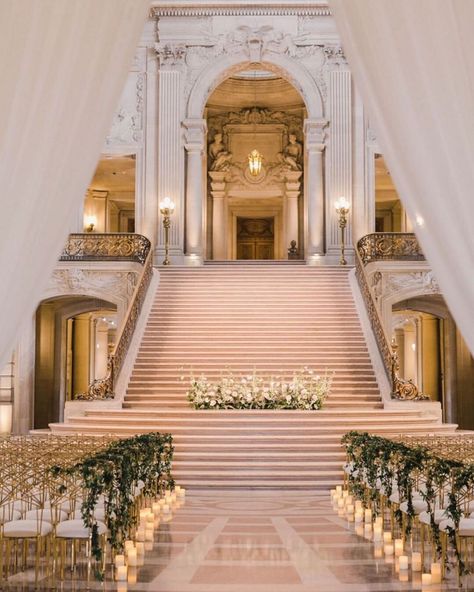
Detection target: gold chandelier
<box><xmin>248</xmin><ymin>148</ymin><xmax>262</xmax><ymax>176</ymax></box>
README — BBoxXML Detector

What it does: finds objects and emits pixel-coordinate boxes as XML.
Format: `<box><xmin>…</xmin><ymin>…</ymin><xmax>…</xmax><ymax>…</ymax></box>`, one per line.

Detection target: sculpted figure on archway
<box><xmin>277</xmin><ymin>134</ymin><xmax>303</xmax><ymax>171</ymax></box>
<box><xmin>208</xmin><ymin>133</ymin><xmax>233</xmax><ymax>171</ymax></box>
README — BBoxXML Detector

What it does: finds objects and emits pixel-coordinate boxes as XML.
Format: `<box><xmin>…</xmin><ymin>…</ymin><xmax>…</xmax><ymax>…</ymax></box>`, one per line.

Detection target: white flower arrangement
<box><xmin>185</xmin><ymin>368</ymin><xmax>332</xmax><ymax>410</ymax></box>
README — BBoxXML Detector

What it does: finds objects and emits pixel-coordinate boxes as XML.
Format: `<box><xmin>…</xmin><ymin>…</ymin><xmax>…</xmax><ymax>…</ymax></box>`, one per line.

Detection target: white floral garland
<box><xmin>185</xmin><ymin>368</ymin><xmax>332</xmax><ymax>410</ymax></box>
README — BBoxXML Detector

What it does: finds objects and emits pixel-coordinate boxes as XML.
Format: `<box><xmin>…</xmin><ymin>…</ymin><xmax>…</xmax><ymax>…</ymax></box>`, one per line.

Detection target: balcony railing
<box><xmin>60</xmin><ymin>233</ymin><xmax>151</xmax><ymax>265</ymax></box>
<box><xmin>355</xmin><ymin>234</ymin><xmax>429</xmax><ymax>401</ymax></box>
<box><xmin>357</xmin><ymin>232</ymin><xmax>425</xmax><ymax>265</ymax></box>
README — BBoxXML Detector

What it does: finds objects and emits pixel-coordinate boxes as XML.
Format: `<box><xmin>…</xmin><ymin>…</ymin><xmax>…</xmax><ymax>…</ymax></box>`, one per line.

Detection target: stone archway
<box><xmin>182</xmin><ymin>51</ymin><xmax>327</xmax><ymax>263</ymax></box>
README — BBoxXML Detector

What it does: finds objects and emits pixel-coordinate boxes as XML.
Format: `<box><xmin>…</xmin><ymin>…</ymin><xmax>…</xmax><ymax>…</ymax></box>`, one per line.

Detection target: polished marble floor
<box><xmin>4</xmin><ymin>492</ymin><xmax>472</xmax><ymax>591</ymax></box>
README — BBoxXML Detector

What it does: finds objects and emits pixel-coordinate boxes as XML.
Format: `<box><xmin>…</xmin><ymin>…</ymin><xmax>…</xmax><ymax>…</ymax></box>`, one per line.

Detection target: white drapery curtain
<box><xmin>0</xmin><ymin>0</ymin><xmax>149</xmax><ymax>368</ymax></box>
<box><xmin>329</xmin><ymin>0</ymin><xmax>474</xmax><ymax>354</ymax></box>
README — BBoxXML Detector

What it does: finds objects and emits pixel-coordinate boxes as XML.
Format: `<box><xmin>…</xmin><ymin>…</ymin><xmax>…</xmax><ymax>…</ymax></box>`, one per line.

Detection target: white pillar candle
<box><xmin>145</xmin><ymin>527</ymin><xmax>154</xmax><ymax>541</ymax></box>
<box><xmin>364</xmin><ymin>509</ymin><xmax>372</xmax><ymax>523</ymax></box>
<box><xmin>375</xmin><ymin>516</ymin><xmax>383</xmax><ymax>527</ymax></box>
<box><xmin>152</xmin><ymin>502</ymin><xmax>161</xmax><ymax>516</ymax></box>
<box><xmin>337</xmin><ymin>497</ymin><xmax>345</xmax><ymax>509</ymax></box>
<box><xmin>383</xmin><ymin>531</ymin><xmax>392</xmax><ymax>543</ymax></box>
<box><xmin>165</xmin><ymin>495</ymin><xmax>172</xmax><ymax>504</ymax></box>
<box><xmin>124</xmin><ymin>540</ymin><xmax>134</xmax><ymax>553</ymax></box>
<box><xmin>330</xmin><ymin>488</ymin><xmax>336</xmax><ymax>499</ymax></box>
<box><xmin>127</xmin><ymin>548</ymin><xmax>137</xmax><ymax>567</ymax></box>
<box><xmin>162</xmin><ymin>504</ymin><xmax>170</xmax><ymax>514</ymax></box>
<box><xmin>116</xmin><ymin>565</ymin><xmax>127</xmax><ymax>581</ymax></box>
<box><xmin>412</xmin><ymin>552</ymin><xmax>422</xmax><ymax>572</ymax></box>
<box><xmin>140</xmin><ymin>508</ymin><xmax>151</xmax><ymax>520</ymax></box>
<box><xmin>342</xmin><ymin>490</ymin><xmax>349</xmax><ymax>499</ymax></box>
<box><xmin>421</xmin><ymin>573</ymin><xmax>432</xmax><ymax>586</ymax></box>
<box><xmin>346</xmin><ymin>504</ymin><xmax>354</xmax><ymax>514</ymax></box>
<box><xmin>159</xmin><ymin>499</ymin><xmax>166</xmax><ymax>507</ymax></box>
<box><xmin>394</xmin><ymin>538</ymin><xmax>404</xmax><ymax>556</ymax></box>
<box><xmin>136</xmin><ymin>528</ymin><xmax>145</xmax><ymax>542</ymax></box>
<box><xmin>355</xmin><ymin>500</ymin><xmax>363</xmax><ymax>511</ymax></box>
<box><xmin>373</xmin><ymin>524</ymin><xmax>383</xmax><ymax>542</ymax></box>
<box><xmin>136</xmin><ymin>542</ymin><xmax>145</xmax><ymax>556</ymax></box>
<box><xmin>355</xmin><ymin>525</ymin><xmax>364</xmax><ymax>537</ymax></box>
<box><xmin>336</xmin><ymin>485</ymin><xmax>342</xmax><ymax>494</ymax></box>
<box><xmin>145</xmin><ymin>541</ymin><xmax>153</xmax><ymax>552</ymax></box>
<box><xmin>364</xmin><ymin>523</ymin><xmax>372</xmax><ymax>537</ymax></box>
<box><xmin>114</xmin><ymin>554</ymin><xmax>125</xmax><ymax>567</ymax></box>
<box><xmin>354</xmin><ymin>511</ymin><xmax>363</xmax><ymax>523</ymax></box>
<box><xmin>178</xmin><ymin>488</ymin><xmax>186</xmax><ymax>498</ymax></box>
<box><xmin>146</xmin><ymin>513</ymin><xmax>155</xmax><ymax>524</ymax></box>
<box><xmin>399</xmin><ymin>555</ymin><xmax>409</xmax><ymax>570</ymax></box>
<box><xmin>175</xmin><ymin>485</ymin><xmax>181</xmax><ymax>493</ymax></box>
<box><xmin>431</xmin><ymin>562</ymin><xmax>442</xmax><ymax>584</ymax></box>
<box><xmin>384</xmin><ymin>544</ymin><xmax>394</xmax><ymax>556</ymax></box>
<box><xmin>345</xmin><ymin>495</ymin><xmax>353</xmax><ymax>506</ymax></box>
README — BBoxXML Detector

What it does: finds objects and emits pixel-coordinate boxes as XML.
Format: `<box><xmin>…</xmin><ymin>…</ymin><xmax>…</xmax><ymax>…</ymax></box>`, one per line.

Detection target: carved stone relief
<box><xmin>49</xmin><ymin>269</ymin><xmax>138</xmax><ymax>303</ymax></box>
<box><xmin>105</xmin><ymin>71</ymin><xmax>145</xmax><ymax>146</ymax></box>
<box><xmin>384</xmin><ymin>271</ymin><xmax>440</xmax><ymax>298</ymax></box>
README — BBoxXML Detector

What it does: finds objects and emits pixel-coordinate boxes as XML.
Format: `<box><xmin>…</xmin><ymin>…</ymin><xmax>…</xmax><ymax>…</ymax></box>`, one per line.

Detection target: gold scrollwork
<box><xmin>61</xmin><ymin>233</ymin><xmax>151</xmax><ymax>264</ymax></box>
<box><xmin>357</xmin><ymin>233</ymin><xmax>425</xmax><ymax>266</ymax></box>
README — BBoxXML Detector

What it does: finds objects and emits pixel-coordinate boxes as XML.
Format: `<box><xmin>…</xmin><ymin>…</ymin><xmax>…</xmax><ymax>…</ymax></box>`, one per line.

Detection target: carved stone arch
<box><xmin>41</xmin><ymin>288</ymin><xmax>127</xmax><ymax>323</ymax></box>
<box><xmin>187</xmin><ymin>53</ymin><xmax>324</xmax><ymax>119</ymax></box>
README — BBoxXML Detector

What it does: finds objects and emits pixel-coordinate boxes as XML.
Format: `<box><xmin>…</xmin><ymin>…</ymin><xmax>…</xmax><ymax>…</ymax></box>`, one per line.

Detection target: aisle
<box><xmin>13</xmin><ymin>492</ymin><xmax>465</xmax><ymax>591</ymax></box>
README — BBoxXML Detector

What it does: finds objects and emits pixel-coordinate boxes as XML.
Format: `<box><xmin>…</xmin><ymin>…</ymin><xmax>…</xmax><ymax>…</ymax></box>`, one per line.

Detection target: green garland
<box><xmin>342</xmin><ymin>431</ymin><xmax>470</xmax><ymax>577</ymax></box>
<box><xmin>51</xmin><ymin>433</ymin><xmax>174</xmax><ymax>568</ymax></box>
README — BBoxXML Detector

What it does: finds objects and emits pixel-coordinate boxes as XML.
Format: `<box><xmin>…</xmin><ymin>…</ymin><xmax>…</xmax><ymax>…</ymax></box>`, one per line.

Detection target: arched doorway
<box><xmin>34</xmin><ymin>296</ymin><xmax>117</xmax><ymax>428</ymax></box>
<box><xmin>204</xmin><ymin>67</ymin><xmax>306</xmax><ymax>260</ymax></box>
<box><xmin>182</xmin><ymin>53</ymin><xmax>326</xmax><ymax>264</ymax></box>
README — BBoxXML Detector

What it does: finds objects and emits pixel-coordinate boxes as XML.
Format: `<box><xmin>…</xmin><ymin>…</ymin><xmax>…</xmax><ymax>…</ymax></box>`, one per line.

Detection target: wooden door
<box><xmin>236</xmin><ymin>218</ymin><xmax>274</xmax><ymax>260</ymax></box>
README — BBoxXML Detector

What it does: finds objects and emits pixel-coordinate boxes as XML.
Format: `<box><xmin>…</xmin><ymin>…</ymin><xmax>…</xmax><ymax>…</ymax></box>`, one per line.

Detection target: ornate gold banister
<box><xmin>60</xmin><ymin>233</ymin><xmax>151</xmax><ymax>264</ymax></box>
<box><xmin>74</xmin><ymin>238</ymin><xmax>154</xmax><ymax>400</ymax></box>
<box><xmin>355</xmin><ymin>235</ymin><xmax>429</xmax><ymax>401</ymax></box>
<box><xmin>357</xmin><ymin>232</ymin><xmax>425</xmax><ymax>265</ymax></box>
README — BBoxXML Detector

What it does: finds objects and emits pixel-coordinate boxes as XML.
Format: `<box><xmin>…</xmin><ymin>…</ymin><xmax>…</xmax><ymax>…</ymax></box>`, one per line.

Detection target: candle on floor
<box><xmin>342</xmin><ymin>490</ymin><xmax>349</xmax><ymax>499</ymax></box>
<box><xmin>364</xmin><ymin>523</ymin><xmax>372</xmax><ymax>538</ymax></box>
<box><xmin>330</xmin><ymin>488</ymin><xmax>337</xmax><ymax>500</ymax></box>
<box><xmin>336</xmin><ymin>485</ymin><xmax>342</xmax><ymax>494</ymax></box>
<box><xmin>345</xmin><ymin>495</ymin><xmax>353</xmax><ymax>506</ymax></box>
<box><xmin>165</xmin><ymin>489</ymin><xmax>171</xmax><ymax>496</ymax></box>
<box><xmin>136</xmin><ymin>542</ymin><xmax>145</xmax><ymax>556</ymax></box>
<box><xmin>136</xmin><ymin>528</ymin><xmax>145</xmax><ymax>542</ymax></box>
<box><xmin>373</xmin><ymin>524</ymin><xmax>383</xmax><ymax>542</ymax></box>
<box><xmin>375</xmin><ymin>516</ymin><xmax>383</xmax><ymax>527</ymax></box>
<box><xmin>124</xmin><ymin>540</ymin><xmax>134</xmax><ymax>552</ymax></box>
<box><xmin>116</xmin><ymin>565</ymin><xmax>127</xmax><ymax>581</ymax></box>
<box><xmin>159</xmin><ymin>499</ymin><xmax>166</xmax><ymax>507</ymax></box>
<box><xmin>162</xmin><ymin>503</ymin><xmax>170</xmax><ymax>514</ymax></box>
<box><xmin>152</xmin><ymin>502</ymin><xmax>161</xmax><ymax>516</ymax></box>
<box><xmin>337</xmin><ymin>497</ymin><xmax>345</xmax><ymax>509</ymax></box>
<box><xmin>165</xmin><ymin>495</ymin><xmax>172</xmax><ymax>505</ymax></box>
<box><xmin>383</xmin><ymin>531</ymin><xmax>392</xmax><ymax>543</ymax></box>
<box><xmin>421</xmin><ymin>573</ymin><xmax>432</xmax><ymax>586</ymax></box>
<box><xmin>355</xmin><ymin>525</ymin><xmax>364</xmax><ymax>537</ymax></box>
<box><xmin>128</xmin><ymin>566</ymin><xmax>137</xmax><ymax>584</ymax></box>
<box><xmin>140</xmin><ymin>509</ymin><xmax>151</xmax><ymax>520</ymax></box>
<box><xmin>384</xmin><ymin>544</ymin><xmax>394</xmax><ymax>556</ymax></box>
<box><xmin>394</xmin><ymin>538</ymin><xmax>404</xmax><ymax>556</ymax></box>
<box><xmin>412</xmin><ymin>552</ymin><xmax>422</xmax><ymax>572</ymax></box>
<box><xmin>114</xmin><ymin>554</ymin><xmax>125</xmax><ymax>567</ymax></box>
<box><xmin>364</xmin><ymin>509</ymin><xmax>372</xmax><ymax>523</ymax></box>
<box><xmin>146</xmin><ymin>513</ymin><xmax>155</xmax><ymax>524</ymax></box>
<box><xmin>354</xmin><ymin>511</ymin><xmax>363</xmax><ymax>523</ymax></box>
<box><xmin>355</xmin><ymin>500</ymin><xmax>363</xmax><ymax>511</ymax></box>
<box><xmin>127</xmin><ymin>549</ymin><xmax>137</xmax><ymax>567</ymax></box>
<box><xmin>145</xmin><ymin>526</ymin><xmax>154</xmax><ymax>541</ymax></box>
<box><xmin>399</xmin><ymin>555</ymin><xmax>409</xmax><ymax>570</ymax></box>
<box><xmin>431</xmin><ymin>562</ymin><xmax>442</xmax><ymax>583</ymax></box>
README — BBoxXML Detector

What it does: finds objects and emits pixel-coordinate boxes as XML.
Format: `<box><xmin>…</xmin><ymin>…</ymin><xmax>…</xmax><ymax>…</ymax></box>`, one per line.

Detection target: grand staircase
<box><xmin>49</xmin><ymin>264</ymin><xmax>457</xmax><ymax>489</ymax></box>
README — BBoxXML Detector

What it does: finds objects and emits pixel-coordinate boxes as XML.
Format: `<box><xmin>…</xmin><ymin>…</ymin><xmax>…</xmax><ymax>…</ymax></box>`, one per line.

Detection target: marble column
<box><xmin>304</xmin><ymin>119</ymin><xmax>327</xmax><ymax>262</ymax></box>
<box><xmin>326</xmin><ymin>69</ymin><xmax>353</xmax><ymax>263</ymax></box>
<box><xmin>157</xmin><ymin>69</ymin><xmax>184</xmax><ymax>261</ymax></box>
<box><xmin>209</xmin><ymin>172</ymin><xmax>226</xmax><ymax>260</ymax></box>
<box><xmin>183</xmin><ymin>119</ymin><xmax>207</xmax><ymax>263</ymax></box>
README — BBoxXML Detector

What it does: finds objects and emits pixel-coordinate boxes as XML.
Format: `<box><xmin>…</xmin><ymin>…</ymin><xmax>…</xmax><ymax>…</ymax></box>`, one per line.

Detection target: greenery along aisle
<box><xmin>185</xmin><ymin>368</ymin><xmax>332</xmax><ymax>410</ymax></box>
<box><xmin>341</xmin><ymin>431</ymin><xmax>474</xmax><ymax>576</ymax></box>
<box><xmin>51</xmin><ymin>432</ymin><xmax>174</xmax><ymax>563</ymax></box>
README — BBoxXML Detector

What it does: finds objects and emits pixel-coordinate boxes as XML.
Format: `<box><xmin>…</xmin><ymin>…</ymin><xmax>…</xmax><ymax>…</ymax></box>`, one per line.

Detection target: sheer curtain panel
<box><xmin>329</xmin><ymin>0</ymin><xmax>474</xmax><ymax>354</ymax></box>
<box><xmin>0</xmin><ymin>0</ymin><xmax>149</xmax><ymax>368</ymax></box>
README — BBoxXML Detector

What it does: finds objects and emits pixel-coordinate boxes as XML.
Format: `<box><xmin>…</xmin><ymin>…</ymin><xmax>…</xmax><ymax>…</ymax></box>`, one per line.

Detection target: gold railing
<box><xmin>355</xmin><ymin>238</ymin><xmax>429</xmax><ymax>401</ymax></box>
<box><xmin>60</xmin><ymin>233</ymin><xmax>151</xmax><ymax>264</ymax></box>
<box><xmin>357</xmin><ymin>232</ymin><xmax>425</xmax><ymax>265</ymax></box>
<box><xmin>75</xmin><ymin>244</ymin><xmax>154</xmax><ymax>401</ymax></box>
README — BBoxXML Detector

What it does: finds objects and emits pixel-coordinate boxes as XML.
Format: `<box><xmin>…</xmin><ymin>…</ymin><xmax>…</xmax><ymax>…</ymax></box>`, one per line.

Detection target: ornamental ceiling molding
<box><xmin>151</xmin><ymin>5</ymin><xmax>331</xmax><ymax>17</ymax></box>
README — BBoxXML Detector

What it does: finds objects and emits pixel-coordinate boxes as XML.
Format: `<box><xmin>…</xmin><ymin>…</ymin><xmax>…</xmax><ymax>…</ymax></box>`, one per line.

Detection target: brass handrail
<box><xmin>354</xmin><ymin>245</ymin><xmax>429</xmax><ymax>401</ymax></box>
<box><xmin>60</xmin><ymin>233</ymin><xmax>151</xmax><ymax>264</ymax></box>
<box><xmin>357</xmin><ymin>232</ymin><xmax>425</xmax><ymax>265</ymax></box>
<box><xmin>75</xmin><ymin>248</ymin><xmax>154</xmax><ymax>400</ymax></box>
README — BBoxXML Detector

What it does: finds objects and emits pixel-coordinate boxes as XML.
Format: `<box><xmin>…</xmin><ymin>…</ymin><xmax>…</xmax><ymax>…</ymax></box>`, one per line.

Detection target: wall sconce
<box><xmin>159</xmin><ymin>197</ymin><xmax>175</xmax><ymax>266</ymax></box>
<box><xmin>85</xmin><ymin>215</ymin><xmax>97</xmax><ymax>233</ymax></box>
<box><xmin>335</xmin><ymin>197</ymin><xmax>350</xmax><ymax>266</ymax></box>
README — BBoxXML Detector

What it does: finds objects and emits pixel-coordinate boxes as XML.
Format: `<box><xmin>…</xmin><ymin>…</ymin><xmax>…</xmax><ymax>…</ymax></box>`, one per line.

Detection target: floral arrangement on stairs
<box><xmin>185</xmin><ymin>368</ymin><xmax>332</xmax><ymax>410</ymax></box>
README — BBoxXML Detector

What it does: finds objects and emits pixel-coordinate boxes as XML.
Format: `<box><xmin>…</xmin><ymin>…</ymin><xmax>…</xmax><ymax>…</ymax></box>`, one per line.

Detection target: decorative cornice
<box><xmin>151</xmin><ymin>4</ymin><xmax>331</xmax><ymax>18</ymax></box>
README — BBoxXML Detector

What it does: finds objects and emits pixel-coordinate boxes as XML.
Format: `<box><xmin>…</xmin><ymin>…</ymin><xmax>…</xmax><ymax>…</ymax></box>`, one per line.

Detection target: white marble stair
<box><xmin>49</xmin><ymin>264</ymin><xmax>457</xmax><ymax>489</ymax></box>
